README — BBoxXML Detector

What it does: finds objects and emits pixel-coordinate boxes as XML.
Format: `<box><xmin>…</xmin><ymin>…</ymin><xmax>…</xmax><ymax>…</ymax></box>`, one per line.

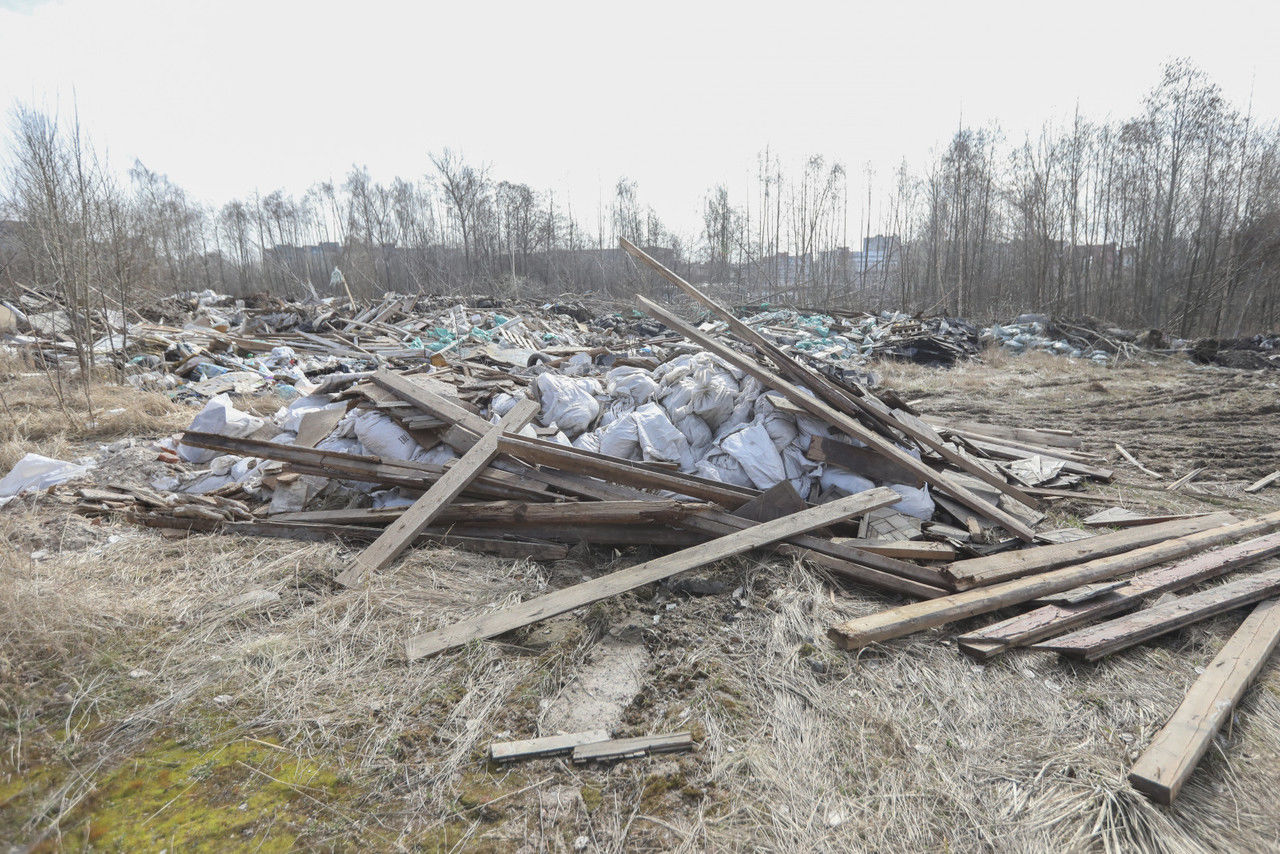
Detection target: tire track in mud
<box><xmin>907</xmin><ymin>366</ymin><xmax>1279</xmax><ymax>482</ymax></box>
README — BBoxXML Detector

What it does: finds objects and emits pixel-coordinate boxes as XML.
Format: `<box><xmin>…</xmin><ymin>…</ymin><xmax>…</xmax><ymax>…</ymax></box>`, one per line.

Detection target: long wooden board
<box><xmin>634</xmin><ymin>295</ymin><xmax>1037</xmax><ymax>541</ymax></box>
<box><xmin>1034</xmin><ymin>566</ymin><xmax>1280</xmax><ymax>660</ymax></box>
<box><xmin>497</xmin><ymin>433</ymin><xmax>758</xmax><ymax>507</ymax></box>
<box><xmin>921</xmin><ymin>416</ymin><xmax>1083</xmax><ymax>449</ymax></box>
<box><xmin>956</xmin><ymin>532</ymin><xmax>1280</xmax><ymax>659</ymax></box>
<box><xmin>683</xmin><ymin>509</ymin><xmax>949</xmax><ymax>597</ymax></box>
<box><xmin>1128</xmin><ymin>598</ymin><xmax>1280</xmax><ymax>803</ymax></box>
<box><xmin>406</xmin><ymin>487</ymin><xmax>901</xmax><ymax>660</ymax></box>
<box><xmin>572</xmin><ymin>732</ymin><xmax>694</xmax><ymax>763</ymax></box>
<box><xmin>943</xmin><ymin>514</ymin><xmax>1235</xmax><ymax>589</ymax></box>
<box><xmin>275</xmin><ymin>499</ymin><xmax>703</xmax><ymax>528</ymax></box>
<box><xmin>805</xmin><ymin>436</ymin><xmax>925</xmax><ymax>487</ymax></box>
<box><xmin>827</xmin><ymin>510</ymin><xmax>1280</xmax><ymax>651</ymax></box>
<box><xmin>491</xmin><ymin>730</ymin><xmax>610</xmax><ymax>762</ymax></box>
<box><xmin>335</xmin><ymin>399</ymin><xmax>539</xmax><ymax>588</ymax></box>
<box><xmin>181</xmin><ymin>430</ymin><xmax>550</xmax><ymax>501</ymax></box>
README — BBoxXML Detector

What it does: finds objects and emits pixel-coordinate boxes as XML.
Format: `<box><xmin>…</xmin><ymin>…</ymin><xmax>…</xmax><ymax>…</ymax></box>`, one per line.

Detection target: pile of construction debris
<box><xmin>5</xmin><ymin>241</ymin><xmax>1280</xmax><ymax>793</ymax></box>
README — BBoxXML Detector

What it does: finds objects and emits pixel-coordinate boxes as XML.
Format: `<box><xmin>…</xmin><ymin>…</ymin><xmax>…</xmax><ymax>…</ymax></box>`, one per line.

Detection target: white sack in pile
<box><xmin>178</xmin><ymin>393</ymin><xmax>267</xmax><ymax>463</ymax></box>
<box><xmin>605</xmin><ymin>366</ymin><xmax>660</xmax><ymax>404</ymax></box>
<box><xmin>596</xmin><ymin>403</ymin><xmax>694</xmax><ymax>470</ymax></box>
<box><xmin>632</xmin><ymin>403</ymin><xmax>695</xmax><ymax>470</ymax></box>
<box><xmin>887</xmin><ymin>483</ymin><xmax>934</xmax><ymax>519</ymax></box>
<box><xmin>819</xmin><ymin>466</ymin><xmax>875</xmax><ymax>497</ymax></box>
<box><xmin>0</xmin><ymin>453</ymin><xmax>93</xmax><ymax>506</ymax></box>
<box><xmin>350</xmin><ymin>409</ymin><xmax>425</xmax><ymax>462</ymax></box>
<box><xmin>696</xmin><ymin>452</ymin><xmax>754</xmax><ymax>488</ymax></box>
<box><xmin>718</xmin><ymin>423</ymin><xmax>786</xmax><ymax>489</ymax></box>
<box><xmin>279</xmin><ymin>395</ymin><xmax>346</xmax><ymax>433</ymax></box>
<box><xmin>533</xmin><ymin>374</ymin><xmax>601</xmax><ymax>437</ymax></box>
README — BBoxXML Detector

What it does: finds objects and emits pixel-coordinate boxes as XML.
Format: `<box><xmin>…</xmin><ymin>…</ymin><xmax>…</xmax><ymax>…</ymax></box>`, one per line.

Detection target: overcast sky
<box><xmin>3</xmin><ymin>0</ymin><xmax>1279</xmax><ymax>237</ymax></box>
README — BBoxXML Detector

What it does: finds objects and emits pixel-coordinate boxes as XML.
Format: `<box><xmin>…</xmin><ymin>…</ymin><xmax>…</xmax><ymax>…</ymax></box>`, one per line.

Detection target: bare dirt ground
<box><xmin>3</xmin><ymin>352</ymin><xmax>1280</xmax><ymax>852</ymax></box>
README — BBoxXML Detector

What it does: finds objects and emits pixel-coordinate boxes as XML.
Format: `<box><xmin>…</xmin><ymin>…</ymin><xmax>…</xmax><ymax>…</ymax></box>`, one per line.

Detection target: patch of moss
<box><xmin>579</xmin><ymin>783</ymin><xmax>603</xmax><ymax>813</ymax></box>
<box><xmin>15</xmin><ymin>733</ymin><xmax>353</xmax><ymax>852</ymax></box>
<box><xmin>453</xmin><ymin>769</ymin><xmax>527</xmax><ymax>824</ymax></box>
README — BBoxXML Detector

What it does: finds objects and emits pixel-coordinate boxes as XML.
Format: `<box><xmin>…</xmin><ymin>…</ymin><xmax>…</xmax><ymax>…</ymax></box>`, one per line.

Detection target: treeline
<box><xmin>2</xmin><ymin>58</ymin><xmax>1279</xmax><ymax>337</ymax></box>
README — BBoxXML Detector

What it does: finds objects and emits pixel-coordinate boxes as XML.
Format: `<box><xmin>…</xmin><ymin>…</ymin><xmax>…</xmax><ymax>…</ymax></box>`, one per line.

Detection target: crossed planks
<box><xmin>1128</xmin><ymin>597</ymin><xmax>1280</xmax><ymax>804</ymax></box>
<box><xmin>957</xmin><ymin>531</ymin><xmax>1280</xmax><ymax>660</ymax></box>
<box><xmin>405</xmin><ymin>487</ymin><xmax>902</xmax><ymax>660</ymax></box>
<box><xmin>634</xmin><ymin>294</ymin><xmax>1038</xmax><ymax>542</ymax></box>
<box><xmin>621</xmin><ymin>238</ymin><xmax>1039</xmax><ymax>540</ymax></box>
<box><xmin>828</xmin><ymin>510</ymin><xmax>1280</xmax><ymax>651</ymax></box>
<box><xmin>335</xmin><ymin>398</ymin><xmax>539</xmax><ymax>588</ymax></box>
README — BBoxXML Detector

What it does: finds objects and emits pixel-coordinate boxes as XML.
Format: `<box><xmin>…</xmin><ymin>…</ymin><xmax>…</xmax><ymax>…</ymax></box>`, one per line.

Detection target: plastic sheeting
<box><xmin>0</xmin><ymin>453</ymin><xmax>93</xmax><ymax>506</ymax></box>
<box><xmin>178</xmin><ymin>394</ymin><xmax>266</xmax><ymax>464</ymax></box>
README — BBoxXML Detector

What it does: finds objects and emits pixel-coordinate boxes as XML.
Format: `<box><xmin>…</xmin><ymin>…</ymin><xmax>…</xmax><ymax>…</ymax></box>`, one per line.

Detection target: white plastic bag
<box><xmin>819</xmin><ymin>466</ymin><xmax>875</xmax><ymax>497</ymax></box>
<box><xmin>351</xmin><ymin>409</ymin><xmax>425</xmax><ymax>462</ymax></box>
<box><xmin>606</xmin><ymin>366</ymin><xmax>660</xmax><ymax>404</ymax></box>
<box><xmin>179</xmin><ymin>393</ymin><xmax>267</xmax><ymax>463</ymax></box>
<box><xmin>888</xmin><ymin>483</ymin><xmax>934</xmax><ymax>519</ymax></box>
<box><xmin>632</xmin><ymin>403</ymin><xmax>695</xmax><ymax>470</ymax></box>
<box><xmin>718</xmin><ymin>423</ymin><xmax>786</xmax><ymax>489</ymax></box>
<box><xmin>0</xmin><ymin>453</ymin><xmax>93</xmax><ymax>505</ymax></box>
<box><xmin>533</xmin><ymin>374</ymin><xmax>601</xmax><ymax>437</ymax></box>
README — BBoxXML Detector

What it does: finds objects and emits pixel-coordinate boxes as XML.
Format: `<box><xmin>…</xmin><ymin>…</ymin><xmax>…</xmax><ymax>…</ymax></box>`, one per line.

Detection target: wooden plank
<box><xmin>335</xmin><ymin>399</ymin><xmax>539</xmax><ymax>588</ymax></box>
<box><xmin>827</xmin><ymin>510</ymin><xmax>1280</xmax><ymax>651</ymax></box>
<box><xmin>491</xmin><ymin>730</ymin><xmax>610</xmax><ymax>762</ymax></box>
<box><xmin>572</xmin><ymin>732</ymin><xmax>694</xmax><ymax>763</ymax></box>
<box><xmin>181</xmin><ymin>430</ymin><xmax>551</xmax><ymax>501</ymax></box>
<box><xmin>831</xmin><ymin>538</ymin><xmax>955</xmax><ymax>561</ymax></box>
<box><xmin>276</xmin><ymin>499</ymin><xmax>703</xmax><ymax>528</ymax></box>
<box><xmin>1034</xmin><ymin>566</ymin><xmax>1280</xmax><ymax>660</ymax></box>
<box><xmin>634</xmin><ymin>294</ymin><xmax>1038</xmax><ymax>541</ymax></box>
<box><xmin>921</xmin><ymin>416</ymin><xmax>1083</xmax><ymax>449</ymax></box>
<box><xmin>943</xmin><ymin>514</ymin><xmax>1235</xmax><ymax>589</ymax></box>
<box><xmin>956</xmin><ymin>532</ymin><xmax>1280</xmax><ymax>660</ymax></box>
<box><xmin>1128</xmin><ymin>598</ymin><xmax>1280</xmax><ymax>804</ymax></box>
<box><xmin>622</xmin><ymin>240</ymin><xmax>1042</xmax><ymax>518</ymax></box>
<box><xmin>497</xmin><ymin>433</ymin><xmax>758</xmax><ymax>507</ymax></box>
<box><xmin>805</xmin><ymin>436</ymin><xmax>925</xmax><ymax>487</ymax></box>
<box><xmin>684</xmin><ymin>508</ymin><xmax>950</xmax><ymax>596</ymax></box>
<box><xmin>1166</xmin><ymin>467</ymin><xmax>1206</xmax><ymax>492</ymax></box>
<box><xmin>1083</xmin><ymin>507</ymin><xmax>1209</xmax><ymax>528</ymax></box>
<box><xmin>406</xmin><ymin>487</ymin><xmax>902</xmax><ymax>659</ymax></box>
<box><xmin>130</xmin><ymin>514</ymin><xmax>570</xmax><ymax>561</ymax></box>
<box><xmin>1245</xmin><ymin>470</ymin><xmax>1280</xmax><ymax>493</ymax></box>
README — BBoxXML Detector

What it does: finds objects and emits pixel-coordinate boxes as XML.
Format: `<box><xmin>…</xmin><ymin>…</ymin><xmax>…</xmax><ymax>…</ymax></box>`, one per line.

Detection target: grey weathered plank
<box><xmin>406</xmin><ymin>487</ymin><xmax>901</xmax><ymax>660</ymax></box>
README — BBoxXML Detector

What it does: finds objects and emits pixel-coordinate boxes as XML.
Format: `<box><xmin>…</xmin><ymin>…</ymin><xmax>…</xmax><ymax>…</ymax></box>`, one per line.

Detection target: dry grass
<box><xmin>3</xmin><ymin>357</ymin><xmax>1280</xmax><ymax>850</ymax></box>
<box><xmin>0</xmin><ymin>358</ymin><xmax>190</xmax><ymax>471</ymax></box>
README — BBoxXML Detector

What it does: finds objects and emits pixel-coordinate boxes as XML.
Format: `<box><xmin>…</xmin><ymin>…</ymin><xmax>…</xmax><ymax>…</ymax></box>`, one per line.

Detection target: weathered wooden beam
<box><xmin>1034</xmin><ymin>566</ymin><xmax>1280</xmax><ymax>660</ymax></box>
<box><xmin>406</xmin><ymin>487</ymin><xmax>901</xmax><ymax>660</ymax></box>
<box><xmin>335</xmin><ymin>399</ymin><xmax>540</xmax><ymax>588</ymax></box>
<box><xmin>827</xmin><ymin>510</ymin><xmax>1280</xmax><ymax>651</ymax></box>
<box><xmin>956</xmin><ymin>531</ymin><xmax>1280</xmax><ymax>660</ymax></box>
<box><xmin>1128</xmin><ymin>598</ymin><xmax>1280</xmax><ymax>804</ymax></box>
<box><xmin>943</xmin><ymin>514</ymin><xmax>1235</xmax><ymax>589</ymax></box>
<box><xmin>491</xmin><ymin>730</ymin><xmax>610</xmax><ymax>762</ymax></box>
<box><xmin>572</xmin><ymin>732</ymin><xmax>694</xmax><ymax>763</ymax></box>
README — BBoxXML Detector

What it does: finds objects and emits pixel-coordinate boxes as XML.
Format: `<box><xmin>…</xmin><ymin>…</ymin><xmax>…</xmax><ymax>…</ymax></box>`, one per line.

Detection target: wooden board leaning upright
<box><xmin>335</xmin><ymin>397</ymin><xmax>540</xmax><ymax>588</ymax></box>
